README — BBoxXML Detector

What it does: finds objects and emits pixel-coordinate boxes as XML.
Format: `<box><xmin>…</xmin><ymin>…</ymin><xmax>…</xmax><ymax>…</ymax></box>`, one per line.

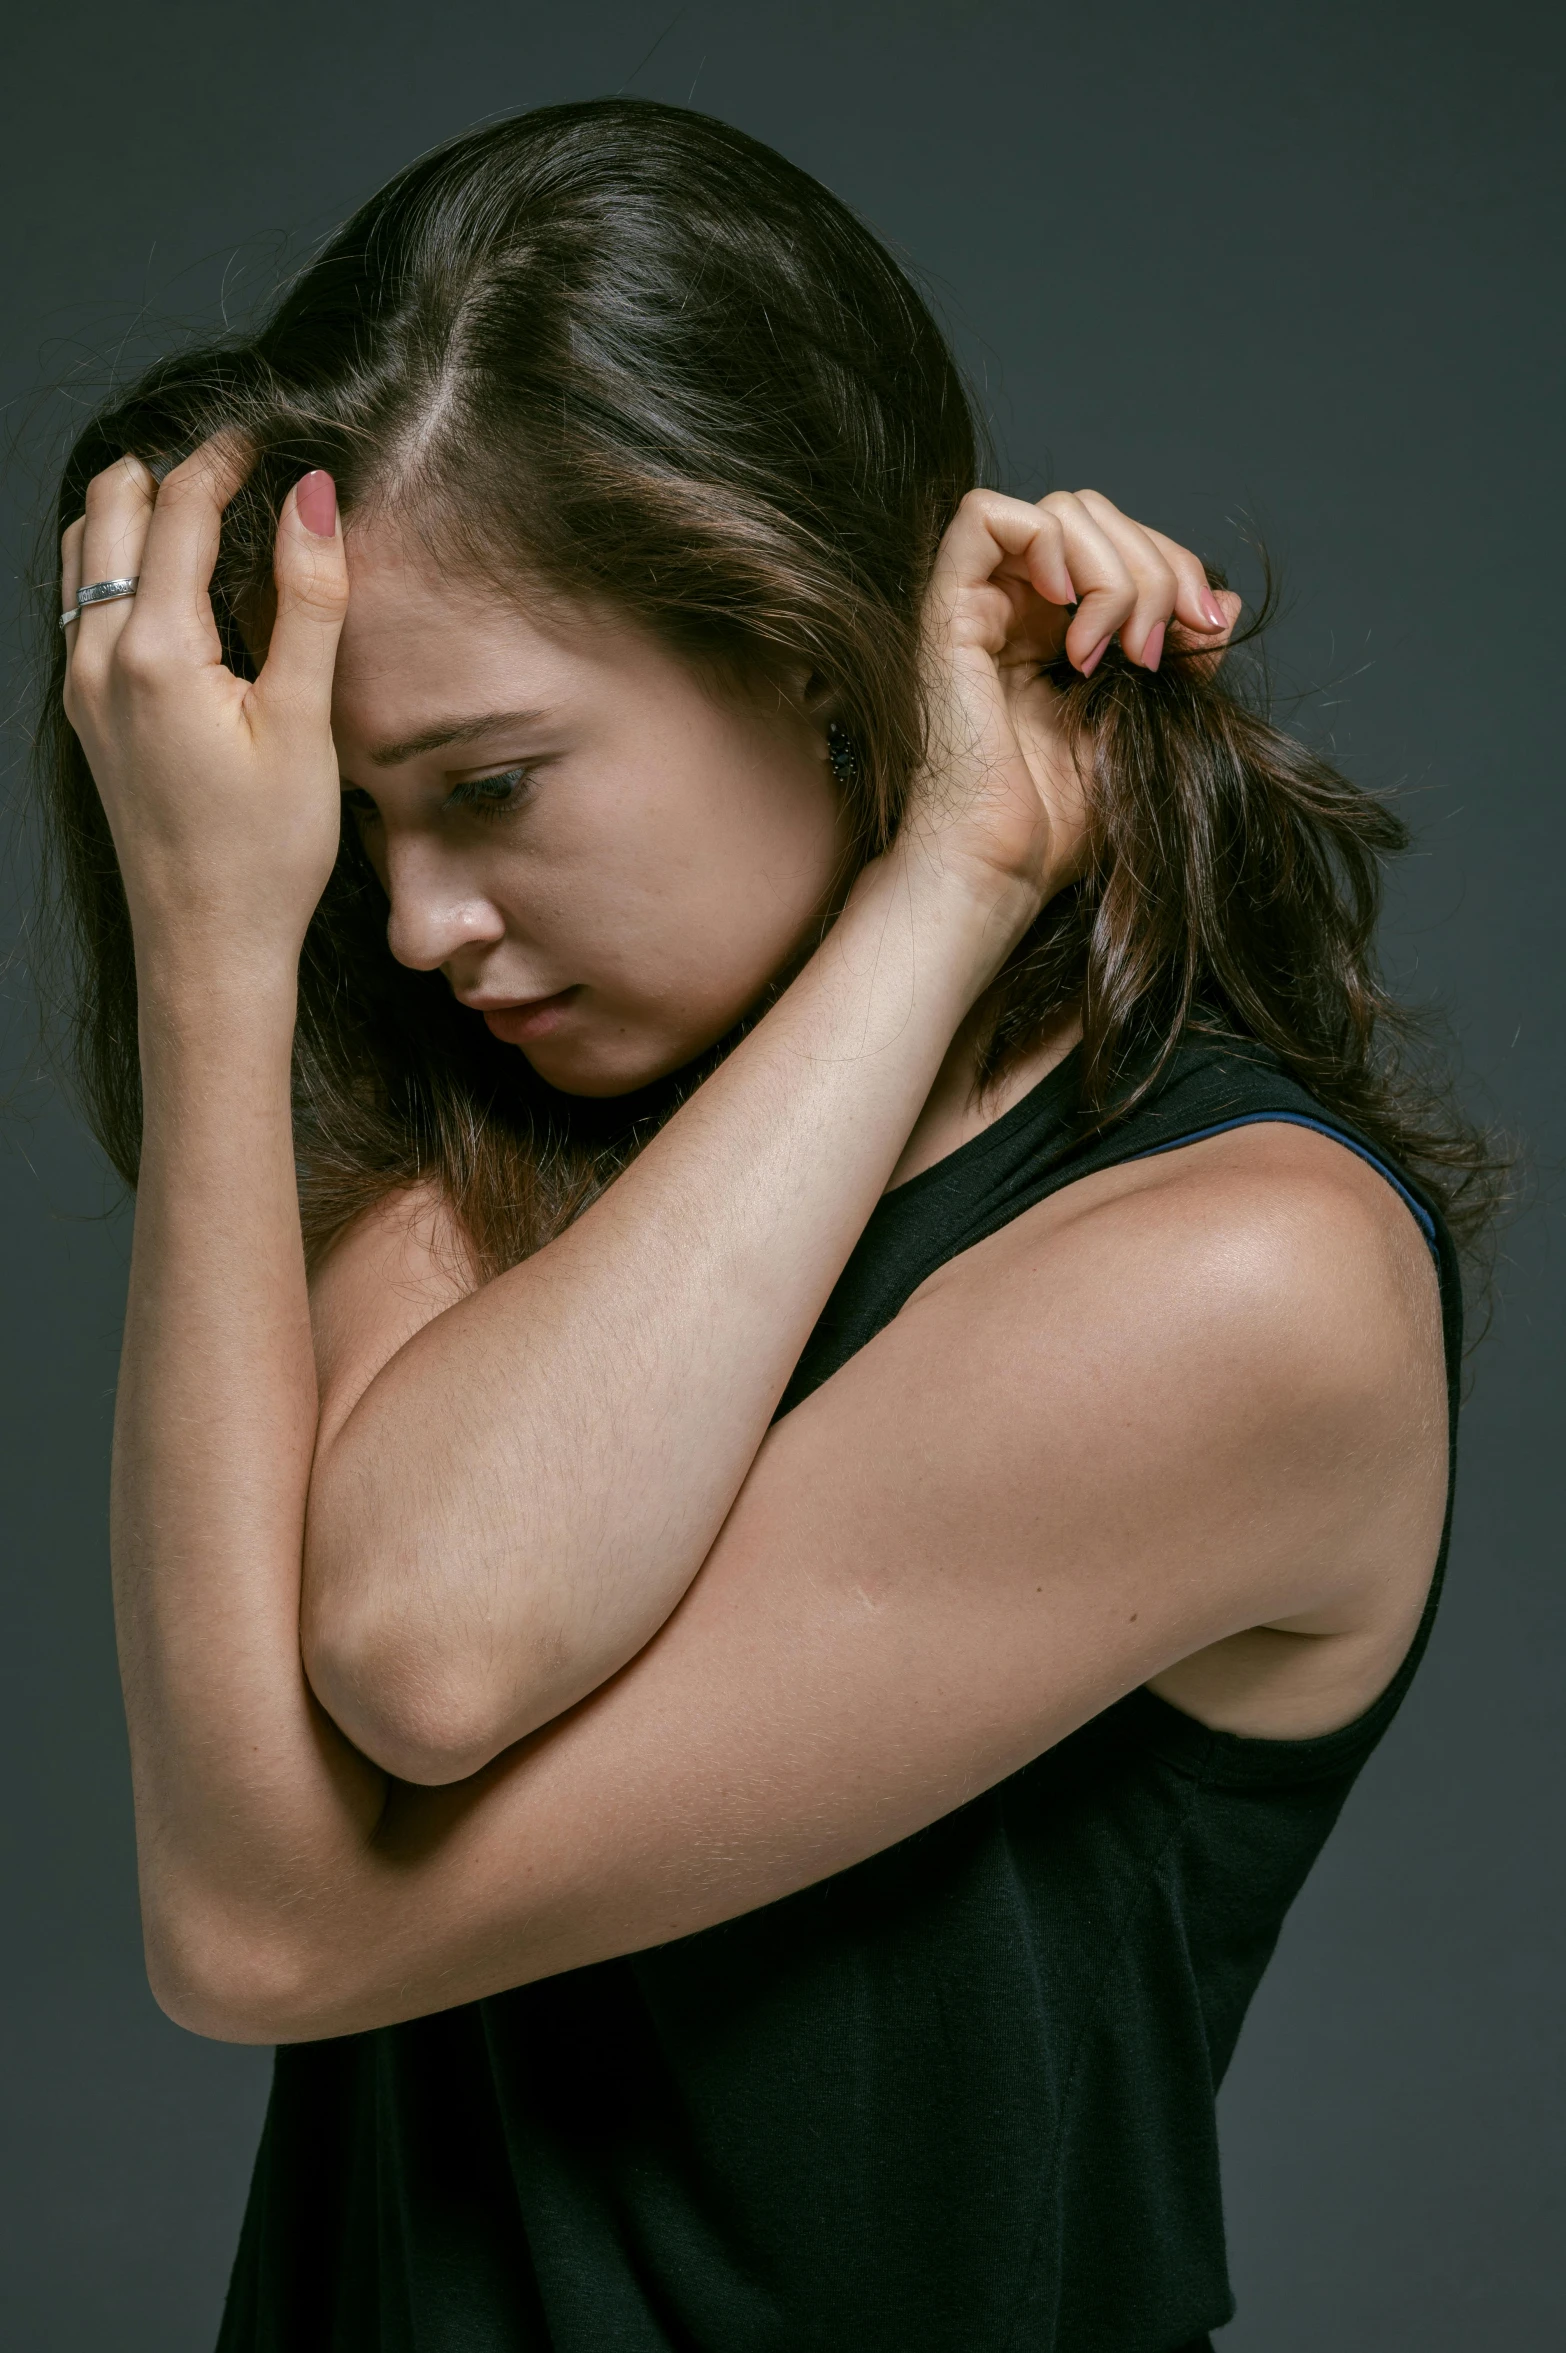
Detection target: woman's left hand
<box><xmin>975</xmin><ymin>484</ymin><xmax>1240</xmax><ymax>678</ymax></box>
<box><xmin>61</xmin><ymin>440</ymin><xmax>349</xmax><ymax>980</ymax></box>
<box><xmin>906</xmin><ymin>486</ymin><xmax>1243</xmax><ymax>937</ymax></box>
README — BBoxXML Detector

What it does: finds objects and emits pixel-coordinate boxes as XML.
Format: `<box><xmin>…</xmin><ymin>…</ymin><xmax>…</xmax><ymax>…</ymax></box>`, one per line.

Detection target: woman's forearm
<box><xmin>113</xmin><ymin>852</ymin><xmax>1004</xmax><ymax>2013</ymax></box>
<box><xmin>113</xmin><ymin>956</ymin><xmax>386</xmax><ymax>2016</ymax></box>
<box><xmin>84</xmin><ymin>456</ymin><xmax>1191</xmax><ymax>1983</ymax></box>
<box><xmin>302</xmin><ymin>845</ymin><xmax>1024</xmax><ymax>1780</ymax></box>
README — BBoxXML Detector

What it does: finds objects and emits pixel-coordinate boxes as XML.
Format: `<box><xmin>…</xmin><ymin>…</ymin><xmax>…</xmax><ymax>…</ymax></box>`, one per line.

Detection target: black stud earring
<box><xmin>826</xmin><ymin>720</ymin><xmax>861</xmax><ymax>789</ymax></box>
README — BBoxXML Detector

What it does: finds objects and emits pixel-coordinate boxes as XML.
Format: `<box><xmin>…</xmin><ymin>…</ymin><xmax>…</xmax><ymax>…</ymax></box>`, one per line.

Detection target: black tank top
<box><xmin>217</xmin><ymin>1036</ymin><xmax>1462</xmax><ymax>2353</ymax></box>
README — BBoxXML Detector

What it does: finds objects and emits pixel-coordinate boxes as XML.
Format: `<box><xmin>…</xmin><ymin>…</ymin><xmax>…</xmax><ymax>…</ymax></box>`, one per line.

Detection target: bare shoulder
<box><xmin>309</xmin><ymin>1182</ymin><xmax>478</xmax><ymax>1450</ymax></box>
<box><xmin>952</xmin><ymin>1115</ymin><xmax>1443</xmax><ymax>1400</ymax></box>
<box><xmin>1131</xmin><ymin>1120</ymin><xmax>1446</xmax><ymax>1468</ymax></box>
<box><xmin>904</xmin><ymin>1116</ymin><xmax>1449</xmax><ymax>1734</ymax></box>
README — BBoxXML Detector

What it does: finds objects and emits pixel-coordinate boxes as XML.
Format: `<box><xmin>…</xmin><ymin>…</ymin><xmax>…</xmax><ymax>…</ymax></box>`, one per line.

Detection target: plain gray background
<box><xmin>2</xmin><ymin>3</ymin><xmax>1561</xmax><ymax>2346</ymax></box>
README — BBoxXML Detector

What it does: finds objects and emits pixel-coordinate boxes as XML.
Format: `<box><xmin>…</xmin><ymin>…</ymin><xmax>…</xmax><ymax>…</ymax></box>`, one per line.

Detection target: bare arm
<box><xmin>181</xmin><ymin>1123</ymin><xmax>1450</xmax><ymax>2044</ymax></box>
<box><xmin>65</xmin><ymin>444</ymin><xmax>1272</xmax><ymax>2027</ymax></box>
<box><xmin>297</xmin><ymin>488</ymin><xmax>1227</xmax><ymax>1775</ymax></box>
<box><xmin>297</xmin><ymin>842</ymin><xmax>1024</xmax><ymax>1779</ymax></box>
<box><xmin>70</xmin><ymin>445</ymin><xmax>1232</xmax><ymax>1790</ymax></box>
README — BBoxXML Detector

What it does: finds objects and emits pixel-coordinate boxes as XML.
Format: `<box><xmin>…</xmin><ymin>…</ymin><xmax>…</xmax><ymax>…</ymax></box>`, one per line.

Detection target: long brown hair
<box><xmin>31</xmin><ymin>98</ymin><xmax>1502</xmax><ymax>1276</ymax></box>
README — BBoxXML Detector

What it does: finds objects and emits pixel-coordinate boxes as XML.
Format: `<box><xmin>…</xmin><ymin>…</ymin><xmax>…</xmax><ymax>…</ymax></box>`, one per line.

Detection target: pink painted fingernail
<box><xmin>1141</xmin><ymin>621</ymin><xmax>1166</xmax><ymax>672</ymax></box>
<box><xmin>296</xmin><ymin>470</ymin><xmax>337</xmax><ymax>537</ymax></box>
<box><xmin>1079</xmin><ymin>636</ymin><xmax>1111</xmax><ymax>677</ymax></box>
<box><xmin>1201</xmin><ymin>588</ymin><xmax>1226</xmax><ymax>629</ymax></box>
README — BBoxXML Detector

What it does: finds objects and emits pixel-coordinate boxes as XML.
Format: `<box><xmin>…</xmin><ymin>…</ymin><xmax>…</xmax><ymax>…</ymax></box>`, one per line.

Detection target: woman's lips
<box><xmin>478</xmin><ymin>987</ymin><xmax>581</xmax><ymax>1045</ymax></box>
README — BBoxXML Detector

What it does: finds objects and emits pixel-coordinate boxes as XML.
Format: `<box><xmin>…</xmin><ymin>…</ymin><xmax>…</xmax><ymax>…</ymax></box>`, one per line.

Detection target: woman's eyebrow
<box><xmin>367</xmin><ymin>709</ymin><xmax>553</xmax><ymax>768</ymax></box>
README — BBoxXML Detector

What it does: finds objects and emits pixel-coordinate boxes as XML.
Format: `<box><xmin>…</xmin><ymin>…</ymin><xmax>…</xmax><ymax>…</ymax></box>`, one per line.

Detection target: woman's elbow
<box><xmin>143</xmin><ymin>1906</ymin><xmax>323</xmax><ymax>2046</ymax></box>
<box><xmin>301</xmin><ymin>1589</ymin><xmax>536</xmax><ymax>1786</ymax></box>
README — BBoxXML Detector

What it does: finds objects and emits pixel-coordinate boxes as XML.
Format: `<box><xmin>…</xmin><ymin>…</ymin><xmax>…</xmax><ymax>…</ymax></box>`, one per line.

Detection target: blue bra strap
<box><xmin>1126</xmin><ymin>1112</ymin><xmax>1439</xmax><ymax>1255</ymax></box>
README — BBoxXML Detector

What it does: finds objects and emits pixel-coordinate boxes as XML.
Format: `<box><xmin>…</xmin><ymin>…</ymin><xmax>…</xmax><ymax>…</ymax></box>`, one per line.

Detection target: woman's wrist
<box><xmin>849</xmin><ymin>830</ymin><xmax>1042</xmax><ymax>1008</ymax></box>
<box><xmin>134</xmin><ymin>952</ymin><xmax>299</xmax><ymax>1096</ymax></box>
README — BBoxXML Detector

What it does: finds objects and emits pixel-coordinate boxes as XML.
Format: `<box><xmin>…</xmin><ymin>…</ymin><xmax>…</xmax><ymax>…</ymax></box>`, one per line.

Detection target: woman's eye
<box><xmin>446</xmin><ymin>767</ymin><xmax>536</xmax><ymax>821</ymax></box>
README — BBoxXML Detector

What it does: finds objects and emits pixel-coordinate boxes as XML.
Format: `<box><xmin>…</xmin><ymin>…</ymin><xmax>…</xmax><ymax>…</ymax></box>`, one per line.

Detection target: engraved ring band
<box><xmin>61</xmin><ymin>576</ymin><xmax>140</xmax><ymax>629</ymax></box>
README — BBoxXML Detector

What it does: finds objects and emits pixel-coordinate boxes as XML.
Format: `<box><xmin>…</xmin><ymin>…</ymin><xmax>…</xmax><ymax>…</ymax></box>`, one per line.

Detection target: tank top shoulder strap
<box><xmin>775</xmin><ymin>1031</ymin><xmax>1464</xmax><ymax>1774</ymax></box>
<box><xmin>777</xmin><ymin>1030</ymin><xmax>1461</xmax><ymax>1441</ymax></box>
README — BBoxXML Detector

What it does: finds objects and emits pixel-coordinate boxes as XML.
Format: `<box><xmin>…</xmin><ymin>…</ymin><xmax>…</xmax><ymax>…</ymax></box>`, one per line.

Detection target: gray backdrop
<box><xmin>2</xmin><ymin>4</ymin><xmax>1561</xmax><ymax>2346</ymax></box>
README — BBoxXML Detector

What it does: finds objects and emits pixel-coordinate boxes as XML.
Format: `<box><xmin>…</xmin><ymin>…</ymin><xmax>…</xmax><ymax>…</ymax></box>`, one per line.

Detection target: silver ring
<box><xmin>77</xmin><ymin>576</ymin><xmax>140</xmax><ymax>610</ymax></box>
<box><xmin>59</xmin><ymin>609</ymin><xmax>79</xmax><ymax>629</ymax></box>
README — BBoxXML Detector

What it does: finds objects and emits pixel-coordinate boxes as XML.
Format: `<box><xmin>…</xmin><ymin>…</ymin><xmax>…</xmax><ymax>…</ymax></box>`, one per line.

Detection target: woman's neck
<box><xmin>886</xmin><ymin>998</ymin><xmax>1083</xmax><ymax>1192</ymax></box>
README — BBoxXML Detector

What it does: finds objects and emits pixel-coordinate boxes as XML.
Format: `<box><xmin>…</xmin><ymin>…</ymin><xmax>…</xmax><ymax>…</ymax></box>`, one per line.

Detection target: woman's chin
<box><xmin>500</xmin><ymin>991</ymin><xmax>758</xmax><ymax>1101</ymax></box>
<box><xmin>513</xmin><ymin>1033</ymin><xmax>703</xmax><ymax>1102</ymax></box>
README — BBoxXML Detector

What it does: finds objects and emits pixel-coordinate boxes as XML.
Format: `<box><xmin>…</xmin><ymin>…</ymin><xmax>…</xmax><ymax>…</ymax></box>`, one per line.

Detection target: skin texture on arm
<box><xmin>108</xmin><ymin>801</ymin><xmax>1027</xmax><ymax>2006</ymax></box>
<box><xmin>190</xmin><ymin>1116</ymin><xmax>1446</xmax><ymax>2044</ymax></box>
<box><xmin>72</xmin><ymin>457</ymin><xmax>390</xmax><ymax>2022</ymax></box>
<box><xmin>298</xmin><ymin>840</ymin><xmax>1026</xmax><ymax>1781</ymax></box>
<box><xmin>296</xmin><ymin>488</ymin><xmax>1227</xmax><ymax>1777</ymax></box>
<box><xmin>299</xmin><ymin>497</ymin><xmax>1240</xmax><ymax>1772</ymax></box>
<box><xmin>71</xmin><ymin>441</ymin><xmax>1354</xmax><ymax>2045</ymax></box>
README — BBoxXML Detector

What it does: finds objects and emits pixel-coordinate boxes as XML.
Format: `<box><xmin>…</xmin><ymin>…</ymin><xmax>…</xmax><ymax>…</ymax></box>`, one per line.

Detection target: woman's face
<box><xmin>329</xmin><ymin>516</ymin><xmax>856</xmax><ymax>1096</ymax></box>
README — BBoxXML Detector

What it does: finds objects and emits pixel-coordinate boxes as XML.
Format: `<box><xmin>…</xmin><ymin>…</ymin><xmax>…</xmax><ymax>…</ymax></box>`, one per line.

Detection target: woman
<box><xmin>40</xmin><ymin>97</ymin><xmax>1490</xmax><ymax>2353</ymax></box>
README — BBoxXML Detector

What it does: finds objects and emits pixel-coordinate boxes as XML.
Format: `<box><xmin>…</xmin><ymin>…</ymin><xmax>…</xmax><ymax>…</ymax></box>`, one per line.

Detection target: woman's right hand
<box><xmin>903</xmin><ymin>488</ymin><xmax>1240</xmax><ymax>953</ymax></box>
<box><xmin>61</xmin><ymin>441</ymin><xmax>349</xmax><ymax>985</ymax></box>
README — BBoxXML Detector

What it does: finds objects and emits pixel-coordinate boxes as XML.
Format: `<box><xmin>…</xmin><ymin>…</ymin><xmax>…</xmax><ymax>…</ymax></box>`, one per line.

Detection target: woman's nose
<box><xmin>382</xmin><ymin>841</ymin><xmax>507</xmax><ymax>973</ymax></box>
